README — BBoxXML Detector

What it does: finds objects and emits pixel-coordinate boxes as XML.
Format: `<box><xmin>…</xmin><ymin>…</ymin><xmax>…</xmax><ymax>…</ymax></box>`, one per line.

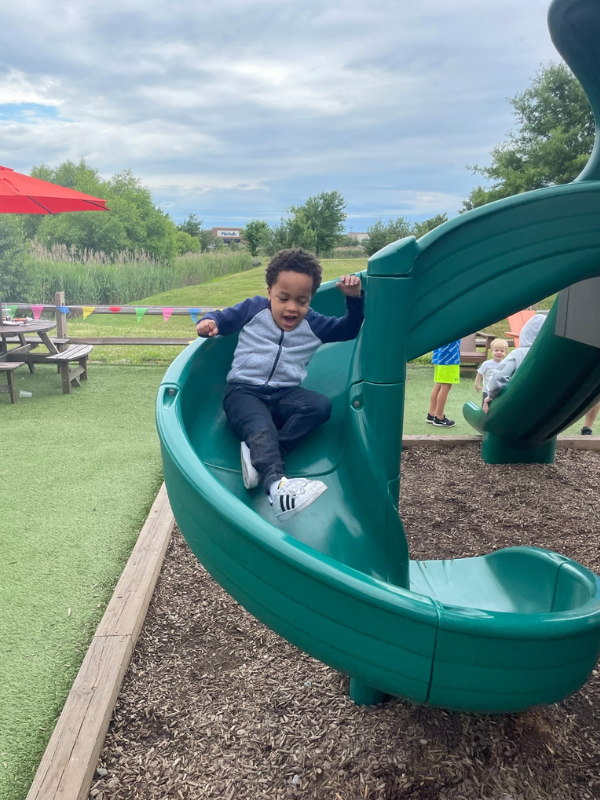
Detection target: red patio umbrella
<box><xmin>0</xmin><ymin>165</ymin><xmax>109</xmax><ymax>214</ymax></box>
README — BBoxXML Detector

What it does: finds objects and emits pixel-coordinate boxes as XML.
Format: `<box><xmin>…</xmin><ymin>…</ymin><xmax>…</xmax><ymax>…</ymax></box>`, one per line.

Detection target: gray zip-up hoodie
<box><xmin>487</xmin><ymin>314</ymin><xmax>546</xmax><ymax>400</ymax></box>
<box><xmin>202</xmin><ymin>294</ymin><xmax>365</xmax><ymax>388</ymax></box>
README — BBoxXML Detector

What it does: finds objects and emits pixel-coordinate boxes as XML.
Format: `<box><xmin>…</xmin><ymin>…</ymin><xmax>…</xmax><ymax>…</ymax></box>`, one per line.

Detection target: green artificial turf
<box><xmin>0</xmin><ymin>364</ymin><xmax>164</xmax><ymax>800</ymax></box>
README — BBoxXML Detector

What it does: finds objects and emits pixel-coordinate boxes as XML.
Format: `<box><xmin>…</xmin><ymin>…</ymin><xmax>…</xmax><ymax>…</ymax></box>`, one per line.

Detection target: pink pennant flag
<box><xmin>162</xmin><ymin>307</ymin><xmax>174</xmax><ymax>322</ymax></box>
<box><xmin>31</xmin><ymin>304</ymin><xmax>44</xmax><ymax>320</ymax></box>
<box><xmin>109</xmin><ymin>306</ymin><xmax>121</xmax><ymax>314</ymax></box>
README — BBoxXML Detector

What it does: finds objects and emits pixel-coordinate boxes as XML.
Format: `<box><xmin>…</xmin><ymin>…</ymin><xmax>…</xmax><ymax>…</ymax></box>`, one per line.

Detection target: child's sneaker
<box><xmin>241</xmin><ymin>442</ymin><xmax>260</xmax><ymax>489</ymax></box>
<box><xmin>433</xmin><ymin>416</ymin><xmax>455</xmax><ymax>427</ymax></box>
<box><xmin>581</xmin><ymin>426</ymin><xmax>593</xmax><ymax>435</ymax></box>
<box><xmin>426</xmin><ymin>413</ymin><xmax>435</xmax><ymax>423</ymax></box>
<box><xmin>272</xmin><ymin>477</ymin><xmax>327</xmax><ymax>520</ymax></box>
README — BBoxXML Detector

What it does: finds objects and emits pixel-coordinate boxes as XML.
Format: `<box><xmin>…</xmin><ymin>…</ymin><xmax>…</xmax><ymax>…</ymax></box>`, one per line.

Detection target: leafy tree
<box><xmin>293</xmin><ymin>191</ymin><xmax>346</xmax><ymax>256</ymax></box>
<box><xmin>175</xmin><ymin>230</ymin><xmax>201</xmax><ymax>254</ymax></box>
<box><xmin>242</xmin><ymin>220</ymin><xmax>270</xmax><ymax>256</ymax></box>
<box><xmin>461</xmin><ymin>62</ymin><xmax>594</xmax><ymax>211</ymax></box>
<box><xmin>362</xmin><ymin>214</ymin><xmax>448</xmax><ymax>256</ymax></box>
<box><xmin>362</xmin><ymin>217</ymin><xmax>412</xmax><ymax>256</ymax></box>
<box><xmin>199</xmin><ymin>229</ymin><xmax>223</xmax><ymax>251</ymax></box>
<box><xmin>336</xmin><ymin>234</ymin><xmax>363</xmax><ymax>248</ymax></box>
<box><xmin>266</xmin><ymin>209</ymin><xmax>318</xmax><ymax>255</ymax></box>
<box><xmin>177</xmin><ymin>213</ymin><xmax>202</xmax><ymax>238</ymax></box>
<box><xmin>0</xmin><ymin>216</ymin><xmax>30</xmax><ymax>301</ymax></box>
<box><xmin>411</xmin><ymin>213</ymin><xmax>448</xmax><ymax>238</ymax></box>
<box><xmin>27</xmin><ymin>160</ymin><xmax>179</xmax><ymax>261</ymax></box>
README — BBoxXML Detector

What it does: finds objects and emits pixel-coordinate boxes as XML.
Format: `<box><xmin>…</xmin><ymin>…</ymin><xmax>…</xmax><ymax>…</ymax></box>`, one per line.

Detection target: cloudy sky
<box><xmin>0</xmin><ymin>0</ymin><xmax>559</xmax><ymax>231</ymax></box>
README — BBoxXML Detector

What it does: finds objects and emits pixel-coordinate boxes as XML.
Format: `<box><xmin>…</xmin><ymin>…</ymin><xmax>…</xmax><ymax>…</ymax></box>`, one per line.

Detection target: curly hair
<box><xmin>265</xmin><ymin>248</ymin><xmax>322</xmax><ymax>295</ymax></box>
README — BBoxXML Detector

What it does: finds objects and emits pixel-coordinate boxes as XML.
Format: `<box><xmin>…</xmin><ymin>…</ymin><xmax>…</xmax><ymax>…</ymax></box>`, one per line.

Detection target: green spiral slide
<box><xmin>157</xmin><ymin>0</ymin><xmax>600</xmax><ymax>713</ymax></box>
<box><xmin>462</xmin><ymin>0</ymin><xmax>600</xmax><ymax>462</ymax></box>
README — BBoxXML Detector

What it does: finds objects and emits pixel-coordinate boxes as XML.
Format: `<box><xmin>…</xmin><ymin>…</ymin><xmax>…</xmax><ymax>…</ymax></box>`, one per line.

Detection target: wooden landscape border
<box><xmin>23</xmin><ymin>434</ymin><xmax>600</xmax><ymax>800</ymax></box>
<box><xmin>26</xmin><ymin>484</ymin><xmax>175</xmax><ymax>800</ymax></box>
<box><xmin>402</xmin><ymin>434</ymin><xmax>600</xmax><ymax>450</ymax></box>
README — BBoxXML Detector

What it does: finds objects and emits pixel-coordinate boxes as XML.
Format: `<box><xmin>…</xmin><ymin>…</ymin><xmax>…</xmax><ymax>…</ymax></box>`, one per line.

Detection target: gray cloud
<box><xmin>0</xmin><ymin>0</ymin><xmax>560</xmax><ymax>227</ymax></box>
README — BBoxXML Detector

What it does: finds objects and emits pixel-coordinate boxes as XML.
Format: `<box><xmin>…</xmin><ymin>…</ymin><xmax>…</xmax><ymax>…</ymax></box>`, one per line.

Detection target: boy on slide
<box><xmin>196</xmin><ymin>248</ymin><xmax>364</xmax><ymax>520</ymax></box>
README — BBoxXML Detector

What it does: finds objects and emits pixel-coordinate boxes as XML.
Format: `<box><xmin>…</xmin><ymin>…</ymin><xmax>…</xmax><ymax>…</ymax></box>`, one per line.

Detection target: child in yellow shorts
<box><xmin>426</xmin><ymin>340</ymin><xmax>460</xmax><ymax>428</ymax></box>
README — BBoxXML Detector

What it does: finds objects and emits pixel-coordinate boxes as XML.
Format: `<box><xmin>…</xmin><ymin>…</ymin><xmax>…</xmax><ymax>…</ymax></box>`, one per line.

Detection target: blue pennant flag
<box><xmin>56</xmin><ymin>305</ymin><xmax>70</xmax><ymax>315</ymax></box>
<box><xmin>189</xmin><ymin>308</ymin><xmax>200</xmax><ymax>324</ymax></box>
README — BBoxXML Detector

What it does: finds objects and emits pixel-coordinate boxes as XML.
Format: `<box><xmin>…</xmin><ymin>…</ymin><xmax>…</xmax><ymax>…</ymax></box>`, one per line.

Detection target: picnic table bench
<box><xmin>46</xmin><ymin>344</ymin><xmax>93</xmax><ymax>394</ymax></box>
<box><xmin>460</xmin><ymin>332</ymin><xmax>496</xmax><ymax>367</ymax></box>
<box><xmin>0</xmin><ymin>361</ymin><xmax>26</xmax><ymax>403</ymax></box>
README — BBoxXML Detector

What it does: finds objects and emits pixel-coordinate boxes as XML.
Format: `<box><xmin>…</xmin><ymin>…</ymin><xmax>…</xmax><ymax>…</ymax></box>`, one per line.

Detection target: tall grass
<box><xmin>21</xmin><ymin>245</ymin><xmax>255</xmax><ymax>305</ymax></box>
<box><xmin>325</xmin><ymin>247</ymin><xmax>366</xmax><ymax>259</ymax></box>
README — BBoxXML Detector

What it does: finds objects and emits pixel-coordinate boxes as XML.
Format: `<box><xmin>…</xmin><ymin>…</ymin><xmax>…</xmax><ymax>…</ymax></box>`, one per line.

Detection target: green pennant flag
<box><xmin>135</xmin><ymin>307</ymin><xmax>148</xmax><ymax>323</ymax></box>
<box><xmin>6</xmin><ymin>305</ymin><xmax>18</xmax><ymax>319</ymax></box>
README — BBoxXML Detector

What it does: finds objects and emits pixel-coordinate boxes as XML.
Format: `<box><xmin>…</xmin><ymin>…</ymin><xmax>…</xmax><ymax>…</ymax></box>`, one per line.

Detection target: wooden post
<box><xmin>54</xmin><ymin>291</ymin><xmax>68</xmax><ymax>338</ymax></box>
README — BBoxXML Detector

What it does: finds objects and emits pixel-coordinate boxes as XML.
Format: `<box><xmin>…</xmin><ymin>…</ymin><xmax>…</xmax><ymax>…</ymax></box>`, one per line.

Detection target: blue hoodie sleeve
<box><xmin>199</xmin><ymin>296</ymin><xmax>269</xmax><ymax>337</ymax></box>
<box><xmin>306</xmin><ymin>292</ymin><xmax>365</xmax><ymax>344</ymax></box>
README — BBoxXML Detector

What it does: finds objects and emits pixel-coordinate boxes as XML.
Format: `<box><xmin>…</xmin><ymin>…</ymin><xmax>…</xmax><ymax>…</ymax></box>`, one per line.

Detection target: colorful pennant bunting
<box><xmin>162</xmin><ymin>307</ymin><xmax>174</xmax><ymax>322</ymax></box>
<box><xmin>6</xmin><ymin>305</ymin><xmax>18</xmax><ymax>319</ymax></box>
<box><xmin>82</xmin><ymin>306</ymin><xmax>95</xmax><ymax>320</ymax></box>
<box><xmin>135</xmin><ymin>307</ymin><xmax>148</xmax><ymax>323</ymax></box>
<box><xmin>109</xmin><ymin>306</ymin><xmax>122</xmax><ymax>314</ymax></box>
<box><xmin>31</xmin><ymin>304</ymin><xmax>44</xmax><ymax>320</ymax></box>
<box><xmin>55</xmin><ymin>305</ymin><xmax>70</xmax><ymax>315</ymax></box>
<box><xmin>189</xmin><ymin>308</ymin><xmax>200</xmax><ymax>324</ymax></box>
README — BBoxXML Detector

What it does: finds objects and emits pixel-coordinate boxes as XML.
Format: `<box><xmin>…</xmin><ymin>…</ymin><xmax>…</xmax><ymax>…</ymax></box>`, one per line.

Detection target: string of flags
<box><xmin>5</xmin><ymin>304</ymin><xmax>207</xmax><ymax>323</ymax></box>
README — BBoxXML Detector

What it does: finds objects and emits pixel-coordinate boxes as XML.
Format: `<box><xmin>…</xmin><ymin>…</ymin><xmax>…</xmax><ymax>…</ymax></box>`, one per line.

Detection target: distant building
<box><xmin>212</xmin><ymin>226</ymin><xmax>244</xmax><ymax>243</ymax></box>
<box><xmin>348</xmin><ymin>232</ymin><xmax>368</xmax><ymax>242</ymax></box>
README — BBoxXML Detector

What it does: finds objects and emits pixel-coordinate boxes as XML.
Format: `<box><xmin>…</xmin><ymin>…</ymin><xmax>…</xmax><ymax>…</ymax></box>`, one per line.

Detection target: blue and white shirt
<box><xmin>202</xmin><ymin>294</ymin><xmax>365</xmax><ymax>388</ymax></box>
<box><xmin>432</xmin><ymin>340</ymin><xmax>460</xmax><ymax>366</ymax></box>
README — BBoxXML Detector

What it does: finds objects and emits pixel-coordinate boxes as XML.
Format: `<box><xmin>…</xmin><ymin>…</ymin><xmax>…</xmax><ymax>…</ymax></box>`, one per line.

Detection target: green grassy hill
<box><xmin>61</xmin><ymin>256</ymin><xmax>551</xmax><ymax>365</ymax></box>
<box><xmin>137</xmin><ymin>258</ymin><xmax>368</xmax><ymax>307</ymax></box>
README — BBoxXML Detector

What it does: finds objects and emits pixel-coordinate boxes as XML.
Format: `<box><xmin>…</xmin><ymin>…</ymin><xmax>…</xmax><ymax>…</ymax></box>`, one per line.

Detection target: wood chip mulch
<box><xmin>90</xmin><ymin>447</ymin><xmax>600</xmax><ymax>800</ymax></box>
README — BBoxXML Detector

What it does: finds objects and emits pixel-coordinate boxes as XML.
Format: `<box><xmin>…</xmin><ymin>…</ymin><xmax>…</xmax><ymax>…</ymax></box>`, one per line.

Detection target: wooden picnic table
<box><xmin>0</xmin><ymin>320</ymin><xmax>59</xmax><ymax>364</ymax></box>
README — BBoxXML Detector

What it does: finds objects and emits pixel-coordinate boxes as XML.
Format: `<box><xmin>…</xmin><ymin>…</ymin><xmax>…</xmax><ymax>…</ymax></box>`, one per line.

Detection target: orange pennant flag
<box><xmin>82</xmin><ymin>306</ymin><xmax>95</xmax><ymax>320</ymax></box>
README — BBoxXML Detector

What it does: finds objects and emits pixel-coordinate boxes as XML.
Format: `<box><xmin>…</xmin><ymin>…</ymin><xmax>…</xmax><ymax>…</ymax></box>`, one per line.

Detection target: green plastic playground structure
<box><xmin>157</xmin><ymin>0</ymin><xmax>600</xmax><ymax>713</ymax></box>
<box><xmin>463</xmin><ymin>0</ymin><xmax>600</xmax><ymax>462</ymax></box>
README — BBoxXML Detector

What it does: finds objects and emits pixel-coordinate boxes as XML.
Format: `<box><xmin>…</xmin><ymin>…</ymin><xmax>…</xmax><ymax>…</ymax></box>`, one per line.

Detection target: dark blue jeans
<box><xmin>223</xmin><ymin>382</ymin><xmax>331</xmax><ymax>492</ymax></box>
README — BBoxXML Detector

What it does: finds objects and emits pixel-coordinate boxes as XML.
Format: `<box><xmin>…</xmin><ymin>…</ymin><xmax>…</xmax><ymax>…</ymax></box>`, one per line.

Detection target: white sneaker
<box><xmin>241</xmin><ymin>442</ymin><xmax>260</xmax><ymax>489</ymax></box>
<box><xmin>272</xmin><ymin>477</ymin><xmax>327</xmax><ymax>520</ymax></box>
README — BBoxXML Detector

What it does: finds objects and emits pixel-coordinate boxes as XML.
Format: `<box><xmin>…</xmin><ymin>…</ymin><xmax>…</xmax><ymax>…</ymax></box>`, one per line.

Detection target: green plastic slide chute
<box><xmin>157</xmin><ymin>0</ymin><xmax>600</xmax><ymax>713</ymax></box>
<box><xmin>464</xmin><ymin>300</ymin><xmax>600</xmax><ymax>463</ymax></box>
